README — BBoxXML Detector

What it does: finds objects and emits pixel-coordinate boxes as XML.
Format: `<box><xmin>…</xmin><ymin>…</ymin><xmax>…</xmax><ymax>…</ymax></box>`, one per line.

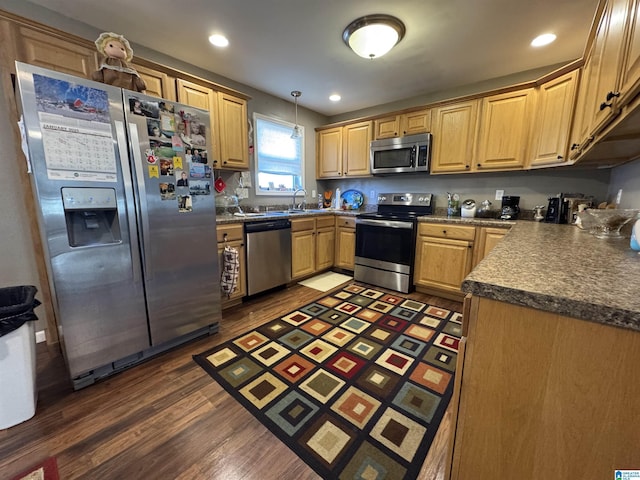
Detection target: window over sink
<box><xmin>253</xmin><ymin>113</ymin><xmax>305</xmax><ymax>196</ymax></box>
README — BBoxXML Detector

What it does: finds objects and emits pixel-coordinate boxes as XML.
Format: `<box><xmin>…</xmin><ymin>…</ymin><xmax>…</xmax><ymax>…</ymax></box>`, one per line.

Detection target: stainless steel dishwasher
<box><xmin>244</xmin><ymin>218</ymin><xmax>292</xmax><ymax>296</ymax></box>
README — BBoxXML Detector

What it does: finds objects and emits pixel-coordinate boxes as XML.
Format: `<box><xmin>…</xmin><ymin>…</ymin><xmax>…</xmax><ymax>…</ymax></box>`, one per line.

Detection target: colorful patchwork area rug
<box><xmin>194</xmin><ymin>284</ymin><xmax>462</xmax><ymax>480</ymax></box>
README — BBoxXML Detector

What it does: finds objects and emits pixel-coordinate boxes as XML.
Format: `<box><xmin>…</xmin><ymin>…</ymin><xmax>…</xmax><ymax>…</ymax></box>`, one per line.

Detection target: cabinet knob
<box><xmin>465</xmin><ymin>165</ymin><xmax>470</xmax><ymax>169</ymax></box>
<box><xmin>477</xmin><ymin>163</ymin><xmax>482</xmax><ymax>168</ymax></box>
<box><xmin>570</xmin><ymin>143</ymin><xmax>580</xmax><ymax>151</ymax></box>
<box><xmin>442</xmin><ymin>230</ymin><xmax>447</xmax><ymax>234</ymax></box>
<box><xmin>557</xmin><ymin>155</ymin><xmax>563</xmax><ymax>160</ymax></box>
<box><xmin>223</xmin><ymin>160</ymin><xmax>228</xmax><ymax>165</ymax></box>
<box><xmin>599</xmin><ymin>101</ymin><xmax>613</xmax><ymax>111</ymax></box>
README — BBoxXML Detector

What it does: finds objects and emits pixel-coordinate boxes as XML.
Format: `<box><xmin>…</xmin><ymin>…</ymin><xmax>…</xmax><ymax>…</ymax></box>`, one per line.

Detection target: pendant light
<box><xmin>291</xmin><ymin>90</ymin><xmax>302</xmax><ymax>138</ymax></box>
<box><xmin>343</xmin><ymin>14</ymin><xmax>406</xmax><ymax>59</ymax></box>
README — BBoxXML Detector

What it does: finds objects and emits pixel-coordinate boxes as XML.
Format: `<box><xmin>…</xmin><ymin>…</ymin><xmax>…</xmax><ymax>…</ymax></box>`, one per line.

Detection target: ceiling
<box><xmin>26</xmin><ymin>0</ymin><xmax>600</xmax><ymax>117</ymax></box>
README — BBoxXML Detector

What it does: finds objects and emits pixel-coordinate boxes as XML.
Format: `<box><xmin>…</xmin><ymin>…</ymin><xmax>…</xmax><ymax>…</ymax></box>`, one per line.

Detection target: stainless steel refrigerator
<box><xmin>15</xmin><ymin>62</ymin><xmax>222</xmax><ymax>389</ymax></box>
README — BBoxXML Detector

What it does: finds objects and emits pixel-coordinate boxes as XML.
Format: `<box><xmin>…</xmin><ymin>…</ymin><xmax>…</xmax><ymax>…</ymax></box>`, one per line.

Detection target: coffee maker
<box><xmin>545</xmin><ymin>193</ymin><xmax>592</xmax><ymax>223</ymax></box>
<box><xmin>500</xmin><ymin>196</ymin><xmax>520</xmax><ymax>220</ymax></box>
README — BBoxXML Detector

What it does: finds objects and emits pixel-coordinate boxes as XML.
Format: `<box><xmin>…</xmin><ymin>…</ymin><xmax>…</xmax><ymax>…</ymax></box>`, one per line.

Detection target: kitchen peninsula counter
<box><xmin>461</xmin><ymin>220</ymin><xmax>640</xmax><ymax>332</ymax></box>
<box><xmin>448</xmin><ymin>220</ymin><xmax>640</xmax><ymax>480</ymax></box>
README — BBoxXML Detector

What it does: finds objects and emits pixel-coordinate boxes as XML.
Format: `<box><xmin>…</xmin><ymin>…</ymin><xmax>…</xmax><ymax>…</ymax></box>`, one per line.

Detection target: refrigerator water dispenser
<box><xmin>61</xmin><ymin>187</ymin><xmax>121</xmax><ymax>247</ymax></box>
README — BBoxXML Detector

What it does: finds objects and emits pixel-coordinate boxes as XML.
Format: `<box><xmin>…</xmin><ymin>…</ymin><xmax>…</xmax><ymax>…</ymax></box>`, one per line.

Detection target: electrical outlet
<box><xmin>369</xmin><ymin>190</ymin><xmax>376</xmax><ymax>203</ymax></box>
<box><xmin>495</xmin><ymin>189</ymin><xmax>504</xmax><ymax>201</ymax></box>
<box><xmin>616</xmin><ymin>188</ymin><xmax>623</xmax><ymax>205</ymax></box>
<box><xmin>311</xmin><ymin>189</ymin><xmax>316</xmax><ymax>199</ymax></box>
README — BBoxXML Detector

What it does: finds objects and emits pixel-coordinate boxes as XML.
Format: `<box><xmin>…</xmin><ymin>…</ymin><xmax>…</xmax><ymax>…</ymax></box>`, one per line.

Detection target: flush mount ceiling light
<box><xmin>291</xmin><ymin>90</ymin><xmax>302</xmax><ymax>139</ymax></box>
<box><xmin>531</xmin><ymin>33</ymin><xmax>556</xmax><ymax>47</ymax></box>
<box><xmin>209</xmin><ymin>34</ymin><xmax>229</xmax><ymax>47</ymax></box>
<box><xmin>329</xmin><ymin>94</ymin><xmax>341</xmax><ymax>102</ymax></box>
<box><xmin>343</xmin><ymin>14</ymin><xmax>406</xmax><ymax>59</ymax></box>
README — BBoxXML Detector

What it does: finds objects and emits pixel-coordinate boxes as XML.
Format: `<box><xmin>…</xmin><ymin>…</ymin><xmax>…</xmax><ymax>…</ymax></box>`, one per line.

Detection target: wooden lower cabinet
<box><xmin>335</xmin><ymin>216</ymin><xmax>356</xmax><ymax>270</ymax></box>
<box><xmin>414</xmin><ymin>223</ymin><xmax>475</xmax><ymax>296</ymax></box>
<box><xmin>472</xmin><ymin>226</ymin><xmax>508</xmax><ymax>268</ymax></box>
<box><xmin>291</xmin><ymin>216</ymin><xmax>335</xmax><ymax>279</ymax></box>
<box><xmin>448</xmin><ymin>296</ymin><xmax>640</xmax><ymax>479</ymax></box>
<box><xmin>216</xmin><ymin>224</ymin><xmax>246</xmax><ymax>308</ymax></box>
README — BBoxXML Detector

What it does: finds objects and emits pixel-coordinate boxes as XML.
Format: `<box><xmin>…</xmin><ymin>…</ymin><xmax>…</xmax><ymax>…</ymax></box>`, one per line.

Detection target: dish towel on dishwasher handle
<box><xmin>221</xmin><ymin>245</ymin><xmax>239</xmax><ymax>297</ymax></box>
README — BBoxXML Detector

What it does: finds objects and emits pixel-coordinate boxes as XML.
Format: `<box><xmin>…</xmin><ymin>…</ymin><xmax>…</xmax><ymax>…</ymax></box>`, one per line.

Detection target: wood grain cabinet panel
<box><xmin>16</xmin><ymin>26</ymin><xmax>98</xmax><ymax>78</ymax></box>
<box><xmin>529</xmin><ymin>70</ymin><xmax>579</xmax><ymax>168</ymax></box>
<box><xmin>335</xmin><ymin>217</ymin><xmax>356</xmax><ymax>270</ymax></box>
<box><xmin>476</xmin><ymin>88</ymin><xmax>534</xmax><ymax>170</ymax></box>
<box><xmin>430</xmin><ymin>101</ymin><xmax>479</xmax><ymax>173</ymax></box>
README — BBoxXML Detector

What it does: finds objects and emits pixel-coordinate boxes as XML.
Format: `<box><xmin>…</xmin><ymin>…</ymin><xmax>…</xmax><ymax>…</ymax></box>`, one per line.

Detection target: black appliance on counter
<box><xmin>500</xmin><ymin>196</ymin><xmax>521</xmax><ymax>220</ymax></box>
<box><xmin>544</xmin><ymin>193</ymin><xmax>593</xmax><ymax>224</ymax></box>
<box><xmin>354</xmin><ymin>192</ymin><xmax>433</xmax><ymax>293</ymax></box>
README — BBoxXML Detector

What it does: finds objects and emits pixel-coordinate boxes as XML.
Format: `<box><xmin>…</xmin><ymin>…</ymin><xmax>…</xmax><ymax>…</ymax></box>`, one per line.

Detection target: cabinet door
<box><xmin>618</xmin><ymin>0</ymin><xmax>640</xmax><ymax>108</ymax></box>
<box><xmin>176</xmin><ymin>79</ymin><xmax>218</xmax><ymax>165</ymax></box>
<box><xmin>291</xmin><ymin>229</ymin><xmax>316</xmax><ymax>278</ymax></box>
<box><xmin>133</xmin><ymin>63</ymin><xmax>176</xmax><ymax>101</ymax></box>
<box><xmin>343</xmin><ymin>121</ymin><xmax>372</xmax><ymax>177</ymax></box>
<box><xmin>414</xmin><ymin>236</ymin><xmax>473</xmax><ymax>294</ymax></box>
<box><xmin>335</xmin><ymin>226</ymin><xmax>356</xmax><ymax>270</ymax></box>
<box><xmin>316</xmin><ymin>127</ymin><xmax>343</xmax><ymax>178</ymax></box>
<box><xmin>529</xmin><ymin>70</ymin><xmax>579</xmax><ymax>167</ymax></box>
<box><xmin>476</xmin><ymin>88</ymin><xmax>534</xmax><ymax>170</ymax></box>
<box><xmin>16</xmin><ymin>26</ymin><xmax>98</xmax><ymax>78</ymax></box>
<box><xmin>316</xmin><ymin>226</ymin><xmax>335</xmax><ymax>271</ymax></box>
<box><xmin>472</xmin><ymin>227</ymin><xmax>507</xmax><ymax>269</ymax></box>
<box><xmin>374</xmin><ymin>115</ymin><xmax>400</xmax><ymax>139</ymax></box>
<box><xmin>431</xmin><ymin>101</ymin><xmax>479</xmax><ymax>173</ymax></box>
<box><xmin>218</xmin><ymin>92</ymin><xmax>249</xmax><ymax>170</ymax></box>
<box><xmin>588</xmin><ymin>0</ymin><xmax>630</xmax><ymax>136</ymax></box>
<box><xmin>402</xmin><ymin>109</ymin><xmax>431</xmax><ymax>135</ymax></box>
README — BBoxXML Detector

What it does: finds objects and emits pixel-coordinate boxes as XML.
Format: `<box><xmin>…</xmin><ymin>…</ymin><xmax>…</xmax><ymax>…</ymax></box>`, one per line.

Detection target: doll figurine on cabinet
<box><xmin>91</xmin><ymin>32</ymin><xmax>146</xmax><ymax>92</ymax></box>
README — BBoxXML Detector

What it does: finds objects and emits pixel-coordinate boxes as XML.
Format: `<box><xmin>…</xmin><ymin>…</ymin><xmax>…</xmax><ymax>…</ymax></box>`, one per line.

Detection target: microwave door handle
<box><xmin>411</xmin><ymin>145</ymin><xmax>416</xmax><ymax>167</ymax></box>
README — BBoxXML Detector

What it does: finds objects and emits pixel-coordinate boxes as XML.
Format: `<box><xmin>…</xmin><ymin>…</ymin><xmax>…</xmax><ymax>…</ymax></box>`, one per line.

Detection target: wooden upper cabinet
<box><xmin>176</xmin><ymin>79</ymin><xmax>219</xmax><ymax>165</ymax></box>
<box><xmin>217</xmin><ymin>92</ymin><xmax>249</xmax><ymax>170</ymax></box>
<box><xmin>373</xmin><ymin>109</ymin><xmax>431</xmax><ymax>139</ymax></box>
<box><xmin>618</xmin><ymin>0</ymin><xmax>640</xmax><ymax>108</ymax></box>
<box><xmin>476</xmin><ymin>88</ymin><xmax>534</xmax><ymax>170</ymax></box>
<box><xmin>317</xmin><ymin>127</ymin><xmax>343</xmax><ymax>178</ymax></box>
<box><xmin>582</xmin><ymin>0</ymin><xmax>630</xmax><ymax>137</ymax></box>
<box><xmin>430</xmin><ymin>100</ymin><xmax>479</xmax><ymax>173</ymax></box>
<box><xmin>529</xmin><ymin>70</ymin><xmax>579</xmax><ymax>168</ymax></box>
<box><xmin>132</xmin><ymin>63</ymin><xmax>176</xmax><ymax>101</ymax></box>
<box><xmin>343</xmin><ymin>120</ymin><xmax>372</xmax><ymax>177</ymax></box>
<box><xmin>403</xmin><ymin>109</ymin><xmax>431</xmax><ymax>135</ymax></box>
<box><xmin>374</xmin><ymin>115</ymin><xmax>401</xmax><ymax>139</ymax></box>
<box><xmin>16</xmin><ymin>26</ymin><xmax>98</xmax><ymax>78</ymax></box>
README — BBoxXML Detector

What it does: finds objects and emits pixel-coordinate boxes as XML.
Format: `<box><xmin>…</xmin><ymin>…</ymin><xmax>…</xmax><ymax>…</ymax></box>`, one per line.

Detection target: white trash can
<box><xmin>0</xmin><ymin>319</ymin><xmax>37</xmax><ymax>429</ymax></box>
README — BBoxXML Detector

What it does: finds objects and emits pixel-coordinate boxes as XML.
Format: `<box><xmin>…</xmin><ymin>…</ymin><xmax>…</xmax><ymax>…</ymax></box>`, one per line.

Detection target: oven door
<box><xmin>354</xmin><ymin>217</ymin><xmax>416</xmax><ymax>292</ymax></box>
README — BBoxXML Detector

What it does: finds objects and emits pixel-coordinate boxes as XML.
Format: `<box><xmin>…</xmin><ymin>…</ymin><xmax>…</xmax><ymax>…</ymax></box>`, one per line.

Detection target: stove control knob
<box><xmin>379</xmin><ymin>195</ymin><xmax>386</xmax><ymax>202</ymax></box>
<box><xmin>418</xmin><ymin>196</ymin><xmax>425</xmax><ymax>202</ymax></box>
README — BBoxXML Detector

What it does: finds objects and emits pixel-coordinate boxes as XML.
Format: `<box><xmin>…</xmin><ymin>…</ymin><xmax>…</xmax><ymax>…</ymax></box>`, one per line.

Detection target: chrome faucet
<box><xmin>292</xmin><ymin>188</ymin><xmax>307</xmax><ymax>210</ymax></box>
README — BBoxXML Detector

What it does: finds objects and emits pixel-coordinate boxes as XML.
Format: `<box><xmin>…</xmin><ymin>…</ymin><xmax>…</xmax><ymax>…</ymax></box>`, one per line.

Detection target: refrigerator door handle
<box><xmin>115</xmin><ymin>120</ymin><xmax>147</xmax><ymax>281</ymax></box>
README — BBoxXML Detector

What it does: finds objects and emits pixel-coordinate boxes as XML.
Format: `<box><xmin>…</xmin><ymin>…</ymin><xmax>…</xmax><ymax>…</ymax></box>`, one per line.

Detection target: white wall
<box><xmin>608</xmin><ymin>158</ymin><xmax>640</xmax><ymax>208</ymax></box>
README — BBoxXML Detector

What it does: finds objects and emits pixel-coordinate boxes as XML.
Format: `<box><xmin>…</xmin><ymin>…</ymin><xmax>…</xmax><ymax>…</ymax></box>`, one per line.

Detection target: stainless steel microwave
<box><xmin>370</xmin><ymin>133</ymin><xmax>431</xmax><ymax>175</ymax></box>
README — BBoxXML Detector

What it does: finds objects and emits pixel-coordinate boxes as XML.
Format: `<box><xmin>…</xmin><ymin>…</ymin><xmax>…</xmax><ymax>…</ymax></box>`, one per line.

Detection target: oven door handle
<box><xmin>356</xmin><ymin>218</ymin><xmax>414</xmax><ymax>229</ymax></box>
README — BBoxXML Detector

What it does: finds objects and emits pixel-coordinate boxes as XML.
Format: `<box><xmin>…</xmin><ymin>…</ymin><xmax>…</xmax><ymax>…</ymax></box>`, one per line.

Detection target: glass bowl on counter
<box><xmin>578</xmin><ymin>209</ymin><xmax>640</xmax><ymax>238</ymax></box>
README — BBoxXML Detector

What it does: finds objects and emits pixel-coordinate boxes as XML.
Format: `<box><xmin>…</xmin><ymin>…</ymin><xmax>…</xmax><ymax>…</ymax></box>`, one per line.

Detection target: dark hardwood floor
<box><xmin>0</xmin><ymin>281</ymin><xmax>461</xmax><ymax>480</ymax></box>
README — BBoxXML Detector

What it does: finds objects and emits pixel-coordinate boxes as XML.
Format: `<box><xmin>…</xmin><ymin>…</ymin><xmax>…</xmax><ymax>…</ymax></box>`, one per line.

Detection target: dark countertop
<box><xmin>462</xmin><ymin>221</ymin><xmax>640</xmax><ymax>332</ymax></box>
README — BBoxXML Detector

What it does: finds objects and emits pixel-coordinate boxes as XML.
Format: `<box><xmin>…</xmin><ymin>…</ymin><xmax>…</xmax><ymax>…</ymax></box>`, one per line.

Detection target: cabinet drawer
<box><xmin>291</xmin><ymin>218</ymin><xmax>316</xmax><ymax>232</ymax></box>
<box><xmin>336</xmin><ymin>216</ymin><xmax>356</xmax><ymax>229</ymax></box>
<box><xmin>217</xmin><ymin>223</ymin><xmax>244</xmax><ymax>242</ymax></box>
<box><xmin>419</xmin><ymin>223</ymin><xmax>476</xmax><ymax>241</ymax></box>
<box><xmin>316</xmin><ymin>215</ymin><xmax>335</xmax><ymax>229</ymax></box>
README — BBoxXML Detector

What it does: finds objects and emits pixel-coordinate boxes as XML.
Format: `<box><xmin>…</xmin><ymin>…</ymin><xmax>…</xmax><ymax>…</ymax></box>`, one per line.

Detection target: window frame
<box><xmin>253</xmin><ymin>112</ymin><xmax>305</xmax><ymax>197</ymax></box>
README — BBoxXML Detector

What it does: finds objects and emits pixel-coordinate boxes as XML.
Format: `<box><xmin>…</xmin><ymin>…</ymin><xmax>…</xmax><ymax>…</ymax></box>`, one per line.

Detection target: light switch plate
<box><xmin>495</xmin><ymin>189</ymin><xmax>504</xmax><ymax>200</ymax></box>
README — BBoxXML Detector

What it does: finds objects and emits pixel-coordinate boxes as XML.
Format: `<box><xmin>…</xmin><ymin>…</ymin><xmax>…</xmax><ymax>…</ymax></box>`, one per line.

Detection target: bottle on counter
<box><xmin>631</xmin><ymin>219</ymin><xmax>640</xmax><ymax>252</ymax></box>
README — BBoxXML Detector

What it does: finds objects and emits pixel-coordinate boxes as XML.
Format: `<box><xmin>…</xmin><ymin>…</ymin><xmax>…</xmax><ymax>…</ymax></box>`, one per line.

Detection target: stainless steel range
<box><xmin>354</xmin><ymin>193</ymin><xmax>434</xmax><ymax>293</ymax></box>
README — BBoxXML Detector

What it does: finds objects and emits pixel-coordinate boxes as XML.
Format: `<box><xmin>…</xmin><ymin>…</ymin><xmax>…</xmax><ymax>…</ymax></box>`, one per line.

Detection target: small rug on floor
<box><xmin>194</xmin><ymin>284</ymin><xmax>462</xmax><ymax>480</ymax></box>
<box><xmin>10</xmin><ymin>457</ymin><xmax>59</xmax><ymax>480</ymax></box>
<box><xmin>298</xmin><ymin>271</ymin><xmax>352</xmax><ymax>292</ymax></box>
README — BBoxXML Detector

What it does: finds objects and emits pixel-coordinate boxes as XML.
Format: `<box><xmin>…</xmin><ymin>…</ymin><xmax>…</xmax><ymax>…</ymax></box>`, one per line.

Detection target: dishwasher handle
<box><xmin>244</xmin><ymin>219</ymin><xmax>292</xmax><ymax>233</ymax></box>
